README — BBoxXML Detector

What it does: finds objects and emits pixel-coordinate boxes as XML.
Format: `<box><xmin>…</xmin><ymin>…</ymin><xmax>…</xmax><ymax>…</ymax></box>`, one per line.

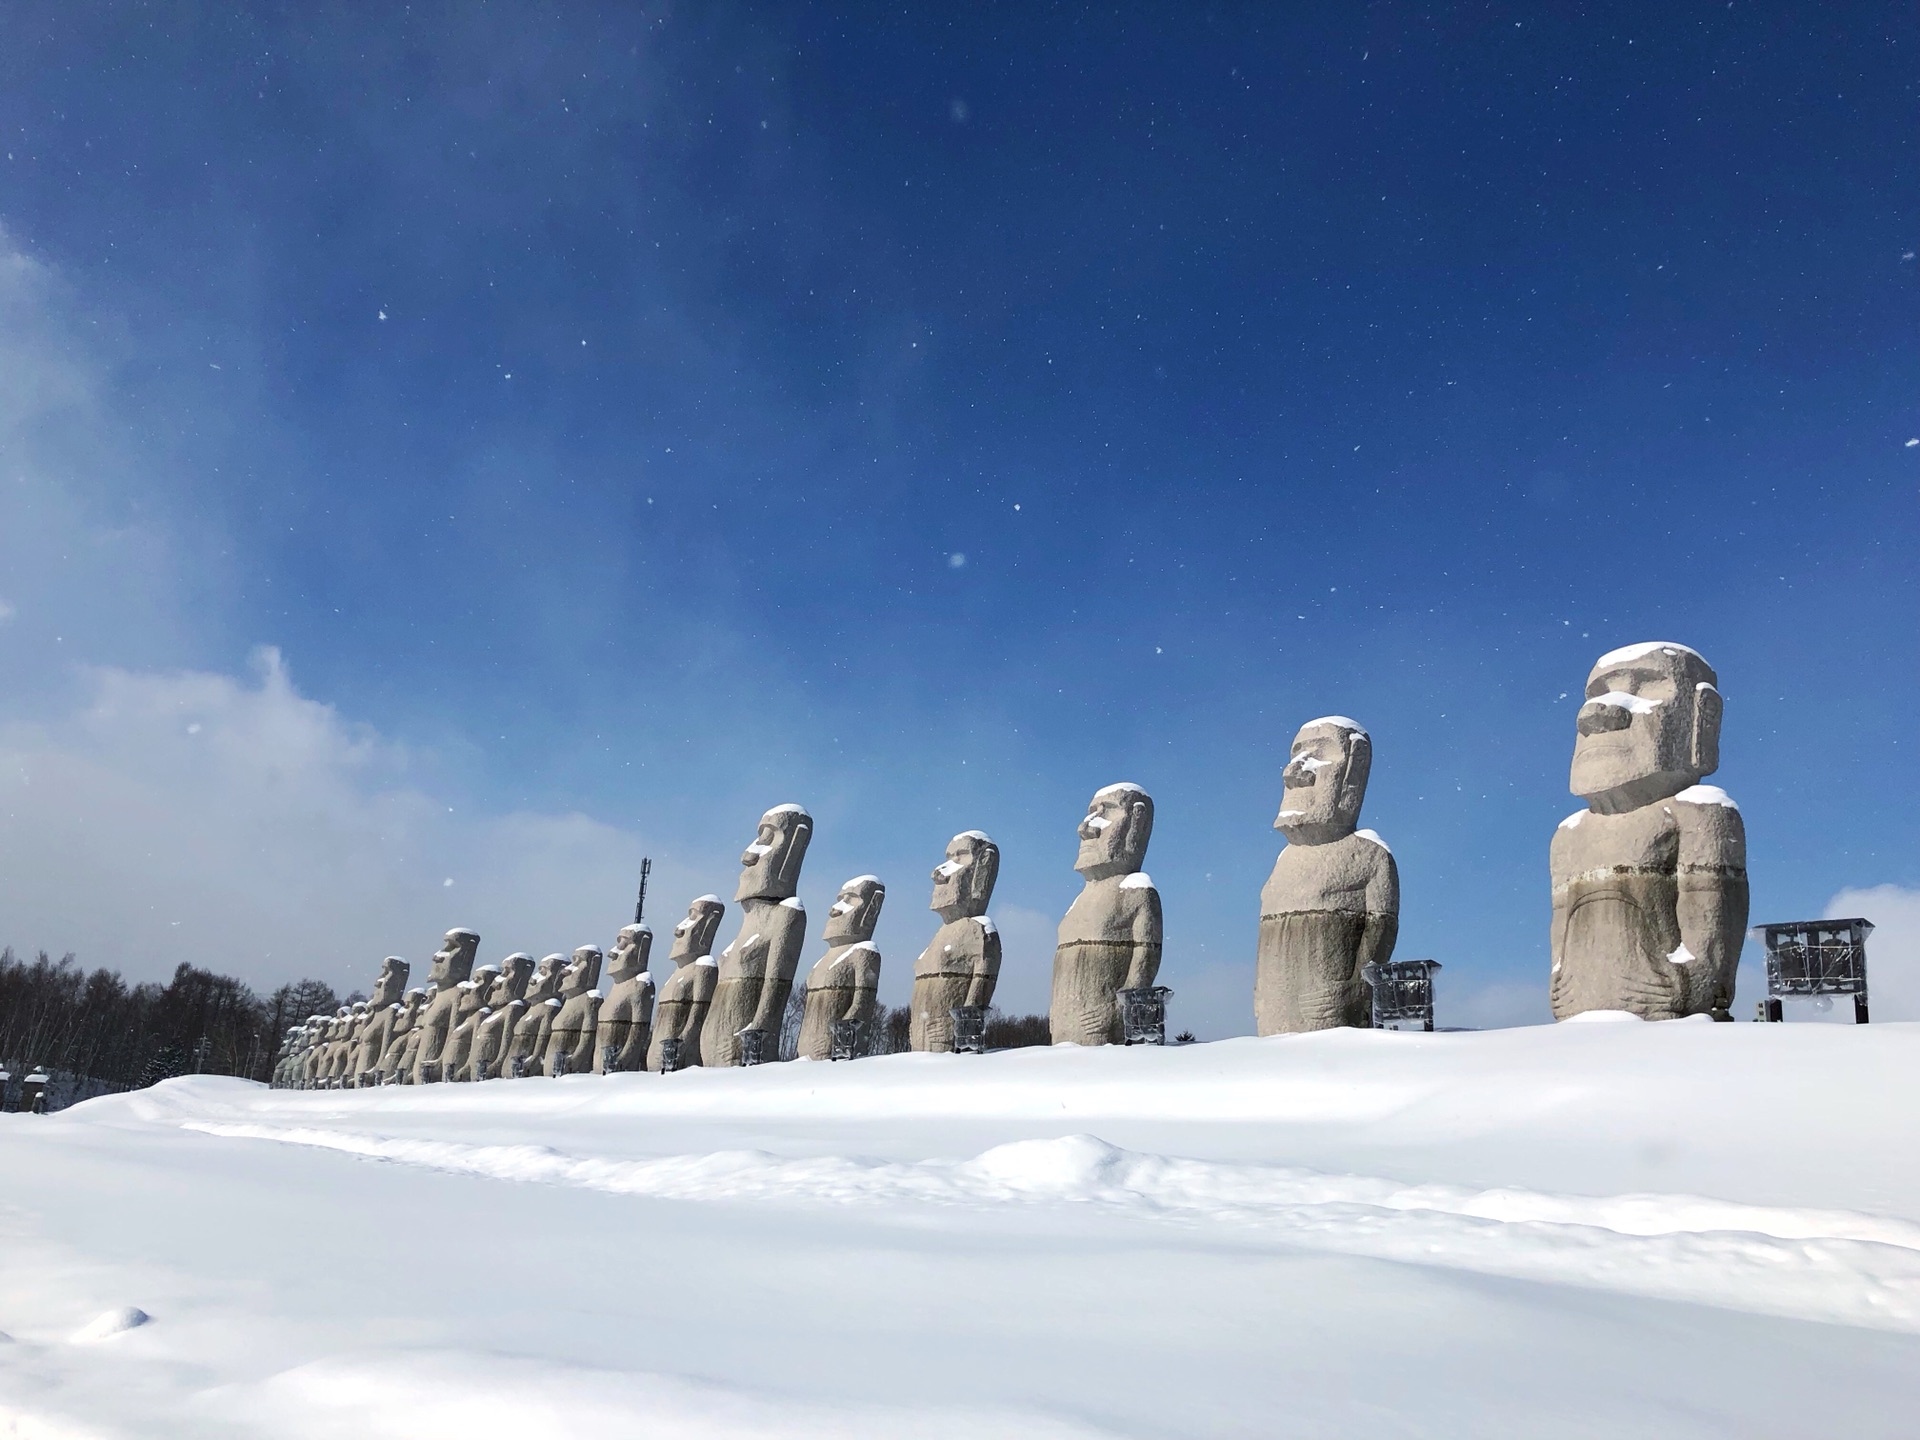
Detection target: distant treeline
<box><xmin>2</xmin><ymin>947</ymin><xmax>1054</xmax><ymax>1103</ymax></box>
<box><xmin>0</xmin><ymin>948</ymin><xmax>345</xmax><ymax>1092</ymax></box>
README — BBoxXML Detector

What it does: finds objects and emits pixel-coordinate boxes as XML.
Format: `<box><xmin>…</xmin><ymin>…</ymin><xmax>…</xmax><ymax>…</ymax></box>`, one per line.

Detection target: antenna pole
<box><xmin>633</xmin><ymin>856</ymin><xmax>651</xmax><ymax>925</ymax></box>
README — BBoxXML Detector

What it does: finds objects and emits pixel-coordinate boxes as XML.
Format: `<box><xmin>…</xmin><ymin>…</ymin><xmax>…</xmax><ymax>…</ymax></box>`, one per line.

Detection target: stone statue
<box><xmin>594</xmin><ymin>924</ymin><xmax>656</xmax><ymax>1074</ymax></box>
<box><xmin>468</xmin><ymin>955</ymin><xmax>536</xmax><ymax>1080</ymax></box>
<box><xmin>411</xmin><ymin>929</ymin><xmax>480</xmax><ymax>1083</ymax></box>
<box><xmin>542</xmin><ymin>946</ymin><xmax>604</xmax><ymax>1076</ymax></box>
<box><xmin>910</xmin><ymin>832</ymin><xmax>1001</xmax><ymax>1052</ymax></box>
<box><xmin>325</xmin><ymin>1003</ymin><xmax>366</xmax><ymax>1088</ymax></box>
<box><xmin>1255</xmin><ymin>718</ymin><xmax>1399</xmax><ymax>1034</ymax></box>
<box><xmin>701</xmin><ymin>806</ymin><xmax>813</xmax><ymax>1066</ymax></box>
<box><xmin>1551</xmin><ymin>642</ymin><xmax>1747</xmax><ymax>1021</ymax></box>
<box><xmin>440</xmin><ymin>965</ymin><xmax>498</xmax><ymax>1083</ymax></box>
<box><xmin>797</xmin><ymin>876</ymin><xmax>886</xmax><ymax>1060</ymax></box>
<box><xmin>307</xmin><ymin>1009</ymin><xmax>348</xmax><ymax>1088</ymax></box>
<box><xmin>273</xmin><ymin>1027</ymin><xmax>304</xmax><ymax>1087</ymax></box>
<box><xmin>374</xmin><ymin>988</ymin><xmax>429</xmax><ymax>1084</ymax></box>
<box><xmin>1051</xmin><ymin>784</ymin><xmax>1163</xmax><ymax>1045</ymax></box>
<box><xmin>351</xmin><ymin>957</ymin><xmax>411</xmax><ymax>1086</ymax></box>
<box><xmin>648</xmin><ymin>896</ymin><xmax>725</xmax><ymax>1071</ymax></box>
<box><xmin>504</xmin><ymin>954</ymin><xmax>568</xmax><ymax>1078</ymax></box>
<box><xmin>308</xmin><ymin>1014</ymin><xmax>337</xmax><ymax>1088</ymax></box>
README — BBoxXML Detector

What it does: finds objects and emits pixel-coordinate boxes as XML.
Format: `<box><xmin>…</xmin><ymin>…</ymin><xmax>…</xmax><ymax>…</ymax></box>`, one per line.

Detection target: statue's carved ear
<box><xmin>1128</xmin><ymin>799</ymin><xmax>1153</xmax><ymax>857</ymax></box>
<box><xmin>973</xmin><ymin>843</ymin><xmax>1001</xmax><ymax>907</ymax></box>
<box><xmin>1339</xmin><ymin>732</ymin><xmax>1372</xmax><ymax>807</ymax></box>
<box><xmin>780</xmin><ymin>819</ymin><xmax>813</xmax><ymax>883</ymax></box>
<box><xmin>1691</xmin><ymin>683</ymin><xmax>1722</xmax><ymax>775</ymax></box>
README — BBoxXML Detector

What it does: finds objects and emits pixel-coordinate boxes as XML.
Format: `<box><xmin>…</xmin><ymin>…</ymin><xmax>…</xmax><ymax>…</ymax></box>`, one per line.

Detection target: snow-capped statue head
<box><xmin>489</xmin><ymin>953</ymin><xmax>535</xmax><ymax>1007</ymax></box>
<box><xmin>370</xmin><ymin>956</ymin><xmax>410</xmax><ymax>1008</ymax></box>
<box><xmin>930</xmin><ymin>831</ymin><xmax>998</xmax><ymax>923</ymax></box>
<box><xmin>1275</xmin><ymin>717</ymin><xmax>1372</xmax><ymax>846</ymax></box>
<box><xmin>427</xmin><ymin>929</ymin><xmax>480</xmax><ymax>988</ymax></box>
<box><xmin>668</xmin><ymin>896</ymin><xmax>726</xmax><ymax>965</ymax></box>
<box><xmin>526</xmin><ymin>954</ymin><xmax>568</xmax><ymax>1006</ymax></box>
<box><xmin>824</xmin><ymin>875</ymin><xmax>886</xmax><ymax>946</ymax></box>
<box><xmin>1569</xmin><ymin>642</ymin><xmax>1721</xmax><ymax>815</ymax></box>
<box><xmin>562</xmin><ymin>946</ymin><xmax>603</xmax><ymax>997</ymax></box>
<box><xmin>736</xmin><ymin>804</ymin><xmax>813</xmax><ymax>902</ymax></box>
<box><xmin>609</xmin><ymin>924</ymin><xmax>652</xmax><ymax>981</ymax></box>
<box><xmin>1075</xmin><ymin>783</ymin><xmax>1153</xmax><ymax>881</ymax></box>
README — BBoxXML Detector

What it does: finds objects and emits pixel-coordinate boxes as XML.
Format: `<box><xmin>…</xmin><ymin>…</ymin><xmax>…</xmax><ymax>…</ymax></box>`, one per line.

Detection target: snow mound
<box><xmin>69</xmin><ymin>1307</ymin><xmax>150</xmax><ymax>1343</ymax></box>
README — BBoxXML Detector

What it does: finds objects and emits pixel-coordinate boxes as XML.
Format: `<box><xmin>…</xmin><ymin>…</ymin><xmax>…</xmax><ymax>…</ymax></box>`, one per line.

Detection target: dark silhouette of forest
<box><xmin>2</xmin><ymin>946</ymin><xmax>1054</xmax><ymax>1110</ymax></box>
<box><xmin>0</xmin><ymin>948</ymin><xmax>342</xmax><ymax>1107</ymax></box>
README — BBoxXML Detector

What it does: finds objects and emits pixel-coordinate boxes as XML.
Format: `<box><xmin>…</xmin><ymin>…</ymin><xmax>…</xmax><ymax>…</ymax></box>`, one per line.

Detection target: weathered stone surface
<box><xmin>1551</xmin><ymin>643</ymin><xmax>1747</xmax><ymax>1021</ymax></box>
<box><xmin>374</xmin><ymin>989</ymin><xmax>428</xmax><ymax>1084</ymax></box>
<box><xmin>1255</xmin><ymin>719</ymin><xmax>1399</xmax><ymax>1034</ymax></box>
<box><xmin>410</xmin><ymin>929</ymin><xmax>480</xmax><ymax>1084</ymax></box>
<box><xmin>911</xmin><ymin>833</ymin><xmax>1000</xmax><ymax>1053</ymax></box>
<box><xmin>542</xmin><ymin>946</ymin><xmax>604</xmax><ymax>1076</ymax></box>
<box><xmin>702</xmin><ymin>806</ymin><xmax>812</xmax><ymax>1067</ymax></box>
<box><xmin>350</xmin><ymin>957</ymin><xmax>411</xmax><ymax>1086</ymax></box>
<box><xmin>594</xmin><ymin>924</ymin><xmax>656</xmax><ymax>1074</ymax></box>
<box><xmin>441</xmin><ymin>966</ymin><xmax>497</xmax><ymax>1083</ymax></box>
<box><xmin>797</xmin><ymin>876</ymin><xmax>886</xmax><ymax>1061</ymax></box>
<box><xmin>463</xmin><ymin>954</ymin><xmax>535</xmax><ymax>1080</ymax></box>
<box><xmin>503</xmin><ymin>954</ymin><xmax>567</xmax><ymax>1079</ymax></box>
<box><xmin>649</xmin><ymin>896</ymin><xmax>725</xmax><ymax>1071</ymax></box>
<box><xmin>1051</xmin><ymin>785</ymin><xmax>1162</xmax><ymax>1046</ymax></box>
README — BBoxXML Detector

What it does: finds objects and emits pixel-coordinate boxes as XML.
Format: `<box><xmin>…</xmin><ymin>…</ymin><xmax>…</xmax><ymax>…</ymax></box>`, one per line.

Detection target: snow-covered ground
<box><xmin>4</xmin><ymin>1020</ymin><xmax>1919</xmax><ymax>1438</ymax></box>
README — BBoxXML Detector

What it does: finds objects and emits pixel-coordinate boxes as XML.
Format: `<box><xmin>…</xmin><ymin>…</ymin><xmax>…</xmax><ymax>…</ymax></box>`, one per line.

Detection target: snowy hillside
<box><xmin>4</xmin><ymin>1021</ymin><xmax>1919</xmax><ymax>1438</ymax></box>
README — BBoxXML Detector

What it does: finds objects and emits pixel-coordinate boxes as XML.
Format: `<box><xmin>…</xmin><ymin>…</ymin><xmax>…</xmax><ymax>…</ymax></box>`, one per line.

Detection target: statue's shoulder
<box><xmin>1671</xmin><ymin>784</ymin><xmax>1745</xmax><ymax>866</ymax></box>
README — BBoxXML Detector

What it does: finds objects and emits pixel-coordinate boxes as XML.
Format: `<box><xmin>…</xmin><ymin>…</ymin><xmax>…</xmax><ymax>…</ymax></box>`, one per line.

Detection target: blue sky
<box><xmin>0</xmin><ymin>2</ymin><xmax>1915</xmax><ymax>1033</ymax></box>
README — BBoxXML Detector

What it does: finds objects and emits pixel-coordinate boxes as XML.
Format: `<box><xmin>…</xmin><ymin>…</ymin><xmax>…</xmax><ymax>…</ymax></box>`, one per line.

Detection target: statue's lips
<box><xmin>1570</xmin><ymin>733</ymin><xmax>1640</xmax><ymax>773</ymax></box>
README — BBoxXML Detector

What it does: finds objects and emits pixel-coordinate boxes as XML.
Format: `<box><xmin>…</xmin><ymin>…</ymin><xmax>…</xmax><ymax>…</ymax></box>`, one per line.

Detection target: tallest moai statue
<box><xmin>1551</xmin><ymin>642</ymin><xmax>1747</xmax><ymax>1021</ymax></box>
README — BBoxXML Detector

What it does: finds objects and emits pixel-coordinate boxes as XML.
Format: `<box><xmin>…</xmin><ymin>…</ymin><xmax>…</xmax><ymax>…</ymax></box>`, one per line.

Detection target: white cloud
<box><xmin>1828</xmin><ymin>885</ymin><xmax>1920</xmax><ymax>1022</ymax></box>
<box><xmin>1729</xmin><ymin>885</ymin><xmax>1920</xmax><ymax>1024</ymax></box>
<box><xmin>0</xmin><ymin>648</ymin><xmax>697</xmax><ymax>991</ymax></box>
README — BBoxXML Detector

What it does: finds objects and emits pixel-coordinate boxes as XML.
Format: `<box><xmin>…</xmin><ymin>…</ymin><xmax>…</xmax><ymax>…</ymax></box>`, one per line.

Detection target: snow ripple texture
<box><xmin>183</xmin><ymin>1120</ymin><xmax>1920</xmax><ymax>1334</ymax></box>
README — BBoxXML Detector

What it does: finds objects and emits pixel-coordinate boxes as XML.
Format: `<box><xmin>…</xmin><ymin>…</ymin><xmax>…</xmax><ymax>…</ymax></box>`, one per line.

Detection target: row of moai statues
<box><xmin>274</xmin><ymin>777</ymin><xmax>1168</xmax><ymax>1082</ymax></box>
<box><xmin>273</xmin><ymin>926</ymin><xmax>658</xmax><ymax>1087</ymax></box>
<box><xmin>272</xmin><ymin>638</ymin><xmax>1749</xmax><ymax>1083</ymax></box>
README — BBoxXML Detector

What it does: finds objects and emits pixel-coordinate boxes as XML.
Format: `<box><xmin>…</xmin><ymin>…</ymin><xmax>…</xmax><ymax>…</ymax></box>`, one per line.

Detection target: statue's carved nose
<box><xmin>1576</xmin><ymin>698</ymin><xmax>1634</xmax><ymax>735</ymax></box>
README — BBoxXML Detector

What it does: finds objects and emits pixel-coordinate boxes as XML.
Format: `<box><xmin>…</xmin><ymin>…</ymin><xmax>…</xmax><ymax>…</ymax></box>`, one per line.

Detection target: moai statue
<box><xmin>326</xmin><ymin>1002</ymin><xmax>370</xmax><ymax>1087</ymax></box>
<box><xmin>279</xmin><ymin>1022</ymin><xmax>308</xmax><ymax>1088</ymax></box>
<box><xmin>305</xmin><ymin>1010</ymin><xmax>347</xmax><ymax>1088</ymax></box>
<box><xmin>374</xmin><ymin>988</ymin><xmax>429</xmax><ymax>1084</ymax></box>
<box><xmin>1051</xmin><ymin>784</ymin><xmax>1163</xmax><ymax>1045</ymax></box>
<box><xmin>504</xmin><ymin>954</ymin><xmax>568</xmax><ymax>1078</ymax></box>
<box><xmin>1551</xmin><ymin>642</ymin><xmax>1747</xmax><ymax>1021</ymax></box>
<box><xmin>542</xmin><ymin>946</ymin><xmax>604</xmax><ymax>1076</ymax></box>
<box><xmin>594</xmin><ymin>925</ymin><xmax>656</xmax><ymax>1074</ymax></box>
<box><xmin>797</xmin><ymin>877</ymin><xmax>886</xmax><ymax>1060</ymax></box>
<box><xmin>441</xmin><ymin>964</ymin><xmax>499</xmax><ymax>1083</ymax></box>
<box><xmin>273</xmin><ymin>1027</ymin><xmax>304</xmax><ymax>1088</ymax></box>
<box><xmin>467</xmin><ymin>954</ymin><xmax>536</xmax><ymax>1080</ymax></box>
<box><xmin>411</xmin><ymin>929</ymin><xmax>481</xmax><ymax>1083</ymax></box>
<box><xmin>290</xmin><ymin>1017</ymin><xmax>320</xmax><ymax>1088</ymax></box>
<box><xmin>648</xmin><ymin>897</ymin><xmax>725</xmax><ymax>1071</ymax></box>
<box><xmin>1255</xmin><ymin>718</ymin><xmax>1399</xmax><ymax>1034</ymax></box>
<box><xmin>393</xmin><ymin>996</ymin><xmax>433</xmax><ymax>1082</ymax></box>
<box><xmin>701</xmin><ymin>806</ymin><xmax>813</xmax><ymax>1066</ymax></box>
<box><xmin>351</xmin><ymin>957</ymin><xmax>412</xmax><ymax>1087</ymax></box>
<box><xmin>910</xmin><ymin>832</ymin><xmax>1002</xmax><ymax>1052</ymax></box>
